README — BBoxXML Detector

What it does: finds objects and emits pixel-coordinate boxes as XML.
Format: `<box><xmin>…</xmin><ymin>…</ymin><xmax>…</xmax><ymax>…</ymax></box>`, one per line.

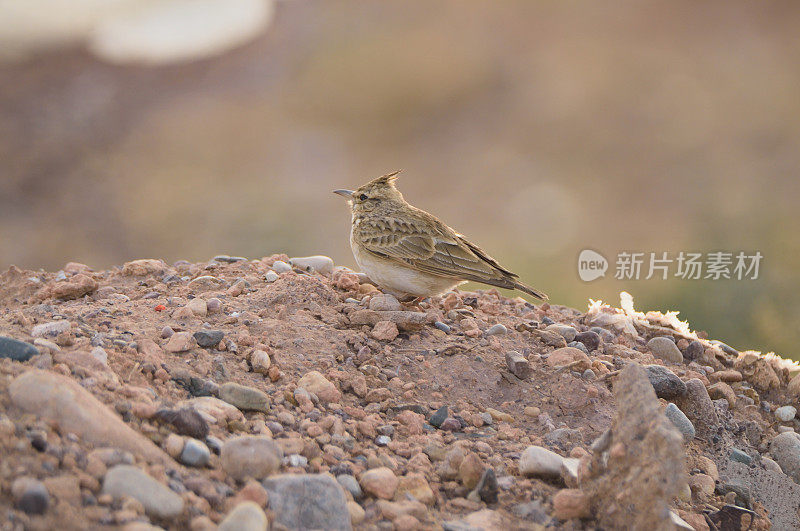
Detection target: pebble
<box><xmin>31</xmin><ymin>320</ymin><xmax>71</xmax><ymax>338</ymax></box>
<box><xmin>729</xmin><ymin>448</ymin><xmax>752</xmax><ymax>465</ymax></box>
<box><xmin>218</xmin><ymin>501</ymin><xmax>268</xmax><ymax>531</ymax></box>
<box><xmin>518</xmin><ymin>446</ymin><xmax>564</xmax><ymax>478</ymax></box>
<box><xmin>664</xmin><ymin>403</ymin><xmax>695</xmax><ymax>441</ymax></box>
<box><xmin>360</xmin><ymin>467</ymin><xmax>398</xmax><ymax>499</ymax></box>
<box><xmin>272</xmin><ymin>260</ymin><xmax>292</xmax><ymax>273</ymax></box>
<box><xmin>165</xmin><ymin>434</ymin><xmax>184</xmax><ymax>459</ymax></box>
<box><xmin>219</xmin><ymin>382</ymin><xmax>270</xmax><ymax>412</ymax></box>
<box><xmin>673</xmin><ymin>378</ymin><xmax>719</xmax><ymax>437</ymax></box>
<box><xmin>372</xmin><ymin>320</ymin><xmax>399</xmax><ymax>341</ymax></box>
<box><xmin>440</xmin><ymin>418</ymin><xmax>461</xmax><ymax>432</ymax></box>
<box><xmin>545</xmin><ymin>324</ymin><xmax>576</xmax><ymax>342</ymax></box>
<box><xmin>154</xmin><ymin>407</ymin><xmax>209</xmax><ymax>439</ymax></box>
<box><xmin>0</xmin><ymin>336</ymin><xmax>38</xmax><ymax>361</ymax></box>
<box><xmin>683</xmin><ymin>340</ymin><xmax>705</xmax><ymax>361</ymax></box>
<box><xmin>485</xmin><ymin>323</ymin><xmax>508</xmax><ymax>336</ymax></box>
<box><xmin>180</xmin><ymin>439</ymin><xmax>211</xmax><ymax>467</ymax></box>
<box><xmin>644</xmin><ymin>365</ymin><xmax>687</xmax><ymax>399</ymax></box>
<box><xmin>775</xmin><ymin>405</ymin><xmax>797</xmax><ymax>422</ymax></box>
<box><xmin>194</xmin><ymin>330</ymin><xmax>224</xmax><ymax>349</ymax></box>
<box><xmin>214</xmin><ymin>255</ymin><xmax>247</xmax><ymax>263</ymax></box>
<box><xmin>434</xmin><ymin>321</ymin><xmax>451</xmax><ymax>333</ymax></box>
<box><xmin>375</xmin><ymin>435</ymin><xmax>391</xmax><ymax>446</ymax></box>
<box><xmin>336</xmin><ymin>474</ymin><xmax>363</xmax><ymax>500</ymax></box>
<box><xmin>429</xmin><ymin>406</ymin><xmax>448</xmax><ymax>428</ymax></box>
<box><xmin>459</xmin><ymin>452</ymin><xmax>485</xmax><ymax>489</ymax></box>
<box><xmin>567</xmin><ymin>341</ymin><xmax>589</xmax><ymax>355</ymax></box>
<box><xmin>285</xmin><ymin>454</ymin><xmax>308</xmax><ymax>468</ymax></box>
<box><xmin>552</xmin><ymin>488</ymin><xmax>591</xmax><ymax>520</ymax></box>
<box><xmin>9</xmin><ymin>370</ymin><xmax>168</xmax><ymax>462</ymax></box>
<box><xmin>187</xmin><ymin>298</ymin><xmax>208</xmax><ymax>317</ymax></box>
<box><xmin>769</xmin><ymin>432</ymin><xmax>800</xmax><ymax>482</ymax></box>
<box><xmin>647</xmin><ymin>337</ymin><xmax>683</xmax><ymax>364</ymax></box>
<box><xmin>263</xmin><ymin>474</ymin><xmax>352</xmax><ymax>531</ymax></box>
<box><xmin>165</xmin><ymin>331</ymin><xmax>196</xmax><ymax>353</ymax></box>
<box><xmin>297</xmin><ymin>371</ymin><xmax>342</xmax><ymax>402</ymax></box>
<box><xmin>102</xmin><ymin>465</ymin><xmax>184</xmax><ymax>519</ymax></box>
<box><xmin>265</xmin><ymin>271</ymin><xmax>279</xmax><ymax>283</ymax></box>
<box><xmin>251</xmin><ymin>349</ymin><xmax>271</xmax><ymax>373</ymax></box>
<box><xmin>369</xmin><ymin>293</ymin><xmax>402</xmax><ymax>312</ymax></box>
<box><xmin>221</xmin><ymin>436</ymin><xmax>283</xmax><ymax>481</ymax></box>
<box><xmin>573</xmin><ymin>330</ymin><xmax>600</xmax><ymax>351</ymax></box>
<box><xmin>12</xmin><ymin>477</ymin><xmax>49</xmax><ymax>515</ymax></box>
<box><xmin>290</xmin><ymin>255</ymin><xmax>334</xmax><ymax>275</ymax></box>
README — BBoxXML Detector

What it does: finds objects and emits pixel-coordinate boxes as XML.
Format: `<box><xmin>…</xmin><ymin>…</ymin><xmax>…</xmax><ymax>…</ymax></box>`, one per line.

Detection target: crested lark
<box><xmin>334</xmin><ymin>171</ymin><xmax>548</xmax><ymax>301</ymax></box>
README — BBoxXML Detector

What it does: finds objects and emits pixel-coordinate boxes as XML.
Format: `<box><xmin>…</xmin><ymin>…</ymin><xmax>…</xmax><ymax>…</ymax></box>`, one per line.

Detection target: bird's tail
<box><xmin>512</xmin><ymin>280</ymin><xmax>549</xmax><ymax>301</ymax></box>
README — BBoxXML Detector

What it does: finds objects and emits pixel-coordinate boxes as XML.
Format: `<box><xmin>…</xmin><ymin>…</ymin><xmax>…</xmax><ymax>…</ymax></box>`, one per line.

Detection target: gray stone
<box><xmin>193</xmin><ymin>330</ymin><xmax>224</xmax><ymax>349</ymax></box>
<box><xmin>265</xmin><ymin>271</ymin><xmax>279</xmax><ymax>283</ymax></box>
<box><xmin>336</xmin><ymin>474</ymin><xmax>363</xmax><ymax>499</ymax></box>
<box><xmin>0</xmin><ymin>336</ymin><xmax>38</xmax><ymax>362</ymax></box>
<box><xmin>776</xmin><ymin>406</ymin><xmax>797</xmax><ymax>422</ymax></box>
<box><xmin>647</xmin><ymin>337</ymin><xmax>683</xmax><ymax>364</ymax></box>
<box><xmin>683</xmin><ymin>340</ymin><xmax>705</xmax><ymax>361</ymax></box>
<box><xmin>664</xmin><ymin>403</ymin><xmax>695</xmax><ymax>441</ymax></box>
<box><xmin>102</xmin><ymin>465</ymin><xmax>184</xmax><ymax>519</ymax></box>
<box><xmin>221</xmin><ymin>435</ymin><xmax>282</xmax><ymax>481</ymax></box>
<box><xmin>770</xmin><ymin>432</ymin><xmax>800</xmax><ymax>482</ymax></box>
<box><xmin>272</xmin><ymin>260</ymin><xmax>292</xmax><ymax>273</ymax></box>
<box><xmin>568</xmin><ymin>341</ymin><xmax>590</xmax><ymax>355</ymax></box>
<box><xmin>31</xmin><ymin>320</ymin><xmax>71</xmax><ymax>338</ymax></box>
<box><xmin>263</xmin><ymin>473</ymin><xmax>352</xmax><ymax>531</ymax></box>
<box><xmin>429</xmin><ymin>406</ymin><xmax>448</xmax><ymax>428</ymax></box>
<box><xmin>180</xmin><ymin>439</ymin><xmax>211</xmax><ymax>467</ymax></box>
<box><xmin>730</xmin><ymin>448</ymin><xmax>752</xmax><ymax>465</ymax></box>
<box><xmin>220</xmin><ymin>382</ymin><xmax>270</xmax><ymax>412</ymax></box>
<box><xmin>219</xmin><ymin>501</ymin><xmax>268</xmax><ymax>531</ymax></box>
<box><xmin>673</xmin><ymin>378</ymin><xmax>720</xmax><ymax>437</ymax></box>
<box><xmin>545</xmin><ymin>324</ymin><xmax>577</xmax><ymax>342</ymax></box>
<box><xmin>518</xmin><ymin>446</ymin><xmax>564</xmax><ymax>478</ymax></box>
<box><xmin>644</xmin><ymin>365</ymin><xmax>687</xmax><ymax>399</ymax></box>
<box><xmin>505</xmin><ymin>351</ymin><xmax>531</xmax><ymax>379</ymax></box>
<box><xmin>574</xmin><ymin>331</ymin><xmax>600</xmax><ymax>351</ymax></box>
<box><xmin>434</xmin><ymin>321</ymin><xmax>451</xmax><ymax>333</ymax></box>
<box><xmin>12</xmin><ymin>477</ymin><xmax>49</xmax><ymax>515</ymax></box>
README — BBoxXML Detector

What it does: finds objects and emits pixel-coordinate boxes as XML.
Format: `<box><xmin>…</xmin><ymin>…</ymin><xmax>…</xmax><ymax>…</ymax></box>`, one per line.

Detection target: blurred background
<box><xmin>1</xmin><ymin>0</ymin><xmax>798</xmax><ymax>358</ymax></box>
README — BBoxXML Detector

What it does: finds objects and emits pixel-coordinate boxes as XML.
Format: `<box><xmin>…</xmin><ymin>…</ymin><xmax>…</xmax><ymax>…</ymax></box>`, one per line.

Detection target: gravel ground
<box><xmin>0</xmin><ymin>254</ymin><xmax>798</xmax><ymax>530</ymax></box>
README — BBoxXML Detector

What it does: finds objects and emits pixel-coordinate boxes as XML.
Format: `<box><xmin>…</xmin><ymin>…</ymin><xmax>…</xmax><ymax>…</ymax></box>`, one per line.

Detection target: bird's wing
<box><xmin>357</xmin><ymin>216</ymin><xmax>514</xmax><ymax>282</ymax></box>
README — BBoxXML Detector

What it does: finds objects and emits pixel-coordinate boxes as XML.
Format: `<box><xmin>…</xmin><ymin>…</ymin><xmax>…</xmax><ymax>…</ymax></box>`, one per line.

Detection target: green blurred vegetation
<box><xmin>0</xmin><ymin>1</ymin><xmax>798</xmax><ymax>358</ymax></box>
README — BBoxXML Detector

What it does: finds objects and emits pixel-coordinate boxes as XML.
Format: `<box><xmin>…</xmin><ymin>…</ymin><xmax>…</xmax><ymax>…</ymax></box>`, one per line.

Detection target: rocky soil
<box><xmin>1</xmin><ymin>254</ymin><xmax>799</xmax><ymax>530</ymax></box>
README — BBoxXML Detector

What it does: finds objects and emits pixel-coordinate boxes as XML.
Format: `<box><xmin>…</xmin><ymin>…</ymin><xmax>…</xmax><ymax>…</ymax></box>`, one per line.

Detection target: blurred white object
<box><xmin>0</xmin><ymin>0</ymin><xmax>274</xmax><ymax>64</ymax></box>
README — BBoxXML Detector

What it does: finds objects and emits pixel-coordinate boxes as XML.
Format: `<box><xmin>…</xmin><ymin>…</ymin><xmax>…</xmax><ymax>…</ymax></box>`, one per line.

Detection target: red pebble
<box><xmin>154</xmin><ymin>304</ymin><xmax>166</xmax><ymax>312</ymax></box>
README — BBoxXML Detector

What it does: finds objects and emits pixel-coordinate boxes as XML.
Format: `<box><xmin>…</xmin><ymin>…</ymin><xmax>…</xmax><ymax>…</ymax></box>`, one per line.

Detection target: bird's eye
<box><xmin>359</xmin><ymin>193</ymin><xmax>368</xmax><ymax>201</ymax></box>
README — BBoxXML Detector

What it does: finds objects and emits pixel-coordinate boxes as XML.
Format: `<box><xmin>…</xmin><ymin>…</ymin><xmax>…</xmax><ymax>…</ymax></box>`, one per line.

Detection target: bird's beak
<box><xmin>333</xmin><ymin>189</ymin><xmax>354</xmax><ymax>198</ymax></box>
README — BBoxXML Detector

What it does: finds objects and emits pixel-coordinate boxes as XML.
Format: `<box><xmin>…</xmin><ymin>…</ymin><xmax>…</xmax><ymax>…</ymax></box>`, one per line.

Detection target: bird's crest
<box><xmin>371</xmin><ymin>170</ymin><xmax>402</xmax><ymax>187</ymax></box>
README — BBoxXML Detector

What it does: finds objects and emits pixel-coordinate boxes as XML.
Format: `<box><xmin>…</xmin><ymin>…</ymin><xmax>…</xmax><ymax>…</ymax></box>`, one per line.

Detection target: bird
<box><xmin>333</xmin><ymin>171</ymin><xmax>548</xmax><ymax>301</ymax></box>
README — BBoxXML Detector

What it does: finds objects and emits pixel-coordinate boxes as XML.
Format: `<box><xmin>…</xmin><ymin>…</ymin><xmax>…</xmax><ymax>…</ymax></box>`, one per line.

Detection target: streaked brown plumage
<box><xmin>333</xmin><ymin>171</ymin><xmax>549</xmax><ymax>301</ymax></box>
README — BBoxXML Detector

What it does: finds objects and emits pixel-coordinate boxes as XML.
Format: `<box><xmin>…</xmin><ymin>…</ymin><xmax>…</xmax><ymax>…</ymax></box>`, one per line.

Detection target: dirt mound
<box><xmin>0</xmin><ymin>255</ymin><xmax>798</xmax><ymax>529</ymax></box>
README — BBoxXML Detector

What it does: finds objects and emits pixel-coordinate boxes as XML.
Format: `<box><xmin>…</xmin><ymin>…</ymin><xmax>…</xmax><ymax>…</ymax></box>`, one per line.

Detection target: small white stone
<box><xmin>290</xmin><ymin>256</ymin><xmax>334</xmax><ymax>275</ymax></box>
<box><xmin>31</xmin><ymin>321</ymin><xmax>71</xmax><ymax>338</ymax></box>
<box><xmin>518</xmin><ymin>446</ymin><xmax>564</xmax><ymax>478</ymax></box>
<box><xmin>272</xmin><ymin>261</ymin><xmax>291</xmax><ymax>273</ymax></box>
<box><xmin>265</xmin><ymin>271</ymin><xmax>279</xmax><ymax>283</ymax></box>
<box><xmin>776</xmin><ymin>405</ymin><xmax>797</xmax><ymax>422</ymax></box>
